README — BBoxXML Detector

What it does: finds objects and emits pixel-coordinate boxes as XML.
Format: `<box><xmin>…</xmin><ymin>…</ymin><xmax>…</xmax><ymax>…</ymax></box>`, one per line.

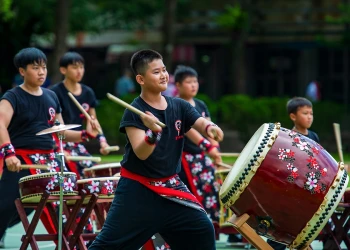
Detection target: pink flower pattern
<box><xmin>278</xmin><ymin>128</ymin><xmax>328</xmax><ymax>194</ymax></box>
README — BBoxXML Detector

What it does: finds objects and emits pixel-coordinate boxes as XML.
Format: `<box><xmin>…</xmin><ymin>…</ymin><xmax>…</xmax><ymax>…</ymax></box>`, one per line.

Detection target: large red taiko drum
<box><xmin>219</xmin><ymin>123</ymin><xmax>348</xmax><ymax>249</ymax></box>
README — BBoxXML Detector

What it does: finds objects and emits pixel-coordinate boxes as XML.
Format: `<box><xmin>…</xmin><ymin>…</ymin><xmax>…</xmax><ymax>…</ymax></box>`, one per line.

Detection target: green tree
<box><xmin>0</xmin><ymin>0</ymin><xmax>173</xmax><ymax>89</ymax></box>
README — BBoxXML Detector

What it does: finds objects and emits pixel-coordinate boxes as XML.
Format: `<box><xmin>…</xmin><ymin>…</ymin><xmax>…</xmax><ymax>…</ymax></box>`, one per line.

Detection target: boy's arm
<box><xmin>88</xmin><ymin>107</ymin><xmax>110</xmax><ymax>155</ymax></box>
<box><xmin>0</xmin><ymin>99</ymin><xmax>21</xmax><ymax>172</ymax></box>
<box><xmin>185</xmin><ymin>128</ymin><xmax>222</xmax><ymax>165</ymax></box>
<box><xmin>125</xmin><ymin>111</ymin><xmax>163</xmax><ymax>160</ymax></box>
<box><xmin>54</xmin><ymin>113</ymin><xmax>99</xmax><ymax>143</ymax></box>
<box><xmin>191</xmin><ymin>117</ymin><xmax>224</xmax><ymax>142</ymax></box>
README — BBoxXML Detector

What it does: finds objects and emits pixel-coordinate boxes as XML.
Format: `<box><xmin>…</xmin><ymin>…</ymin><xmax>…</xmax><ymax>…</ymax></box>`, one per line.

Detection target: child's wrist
<box><xmin>144</xmin><ymin>129</ymin><xmax>162</xmax><ymax>145</ymax></box>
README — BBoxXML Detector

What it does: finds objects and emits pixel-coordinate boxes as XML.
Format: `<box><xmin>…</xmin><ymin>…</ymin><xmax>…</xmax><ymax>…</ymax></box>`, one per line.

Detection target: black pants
<box><xmin>266</xmin><ymin>239</ymin><xmax>286</xmax><ymax>250</ymax></box>
<box><xmin>88</xmin><ymin>177</ymin><xmax>216</xmax><ymax>250</ymax></box>
<box><xmin>0</xmin><ymin>167</ymin><xmax>33</xmax><ymax>239</ymax></box>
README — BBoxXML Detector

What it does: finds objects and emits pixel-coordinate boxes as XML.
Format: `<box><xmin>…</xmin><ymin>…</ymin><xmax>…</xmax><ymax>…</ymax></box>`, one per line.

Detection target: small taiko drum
<box><xmin>83</xmin><ymin>163</ymin><xmax>121</xmax><ymax>178</ymax></box>
<box><xmin>77</xmin><ymin>176</ymin><xmax>119</xmax><ymax>198</ymax></box>
<box><xmin>19</xmin><ymin>172</ymin><xmax>78</xmax><ymax>203</ymax></box>
<box><xmin>219</xmin><ymin>123</ymin><xmax>349</xmax><ymax>249</ymax></box>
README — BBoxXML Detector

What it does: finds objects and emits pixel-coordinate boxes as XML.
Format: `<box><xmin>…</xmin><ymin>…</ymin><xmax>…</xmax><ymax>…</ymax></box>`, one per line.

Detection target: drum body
<box><xmin>83</xmin><ymin>163</ymin><xmax>121</xmax><ymax>178</ymax></box>
<box><xmin>219</xmin><ymin>123</ymin><xmax>349</xmax><ymax>249</ymax></box>
<box><xmin>77</xmin><ymin>176</ymin><xmax>119</xmax><ymax>199</ymax></box>
<box><xmin>19</xmin><ymin>172</ymin><xmax>78</xmax><ymax>203</ymax></box>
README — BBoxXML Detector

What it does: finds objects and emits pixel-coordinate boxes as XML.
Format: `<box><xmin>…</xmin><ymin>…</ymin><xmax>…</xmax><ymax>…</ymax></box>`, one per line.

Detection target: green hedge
<box><xmin>96</xmin><ymin>94</ymin><xmax>346</xmax><ymax>147</ymax></box>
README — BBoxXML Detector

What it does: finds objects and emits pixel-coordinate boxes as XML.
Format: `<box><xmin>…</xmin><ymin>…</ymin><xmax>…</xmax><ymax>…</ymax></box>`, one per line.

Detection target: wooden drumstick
<box><xmin>106</xmin><ymin>93</ymin><xmax>166</xmax><ymax>128</ymax></box>
<box><xmin>216</xmin><ymin>162</ymin><xmax>232</xmax><ymax>169</ymax></box>
<box><xmin>104</xmin><ymin>146</ymin><xmax>120</xmax><ymax>152</ymax></box>
<box><xmin>68</xmin><ymin>92</ymin><xmax>103</xmax><ymax>134</ymax></box>
<box><xmin>219</xmin><ymin>152</ymin><xmax>240</xmax><ymax>157</ymax></box>
<box><xmin>20</xmin><ymin>165</ymin><xmax>50</xmax><ymax>170</ymax></box>
<box><xmin>66</xmin><ymin>156</ymin><xmax>101</xmax><ymax>162</ymax></box>
<box><xmin>333</xmin><ymin>123</ymin><xmax>345</xmax><ymax>163</ymax></box>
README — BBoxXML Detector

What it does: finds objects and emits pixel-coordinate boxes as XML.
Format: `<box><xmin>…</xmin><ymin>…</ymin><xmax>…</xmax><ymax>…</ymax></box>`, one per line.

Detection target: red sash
<box><xmin>120</xmin><ymin>167</ymin><xmax>204</xmax><ymax>210</ymax></box>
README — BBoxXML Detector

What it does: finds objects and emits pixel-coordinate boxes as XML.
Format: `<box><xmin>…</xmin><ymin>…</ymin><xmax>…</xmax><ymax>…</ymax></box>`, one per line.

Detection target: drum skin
<box><xmin>19</xmin><ymin>172</ymin><xmax>78</xmax><ymax>203</ymax></box>
<box><xmin>220</xmin><ymin>123</ymin><xmax>348</xmax><ymax>249</ymax></box>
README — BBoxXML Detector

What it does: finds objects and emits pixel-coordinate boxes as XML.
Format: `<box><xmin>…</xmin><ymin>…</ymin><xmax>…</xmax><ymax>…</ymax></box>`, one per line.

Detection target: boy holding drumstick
<box><xmin>51</xmin><ymin>52</ymin><xmax>110</xmax><ymax>178</ymax></box>
<box><xmin>89</xmin><ymin>49</ymin><xmax>224</xmax><ymax>249</ymax></box>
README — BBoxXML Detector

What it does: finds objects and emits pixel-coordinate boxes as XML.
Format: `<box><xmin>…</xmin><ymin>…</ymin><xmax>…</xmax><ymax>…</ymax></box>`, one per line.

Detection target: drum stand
<box><xmin>227</xmin><ymin>214</ymin><xmax>312</xmax><ymax>250</ymax></box>
<box><xmin>57</xmin><ymin>132</ymin><xmax>66</xmax><ymax>250</ymax></box>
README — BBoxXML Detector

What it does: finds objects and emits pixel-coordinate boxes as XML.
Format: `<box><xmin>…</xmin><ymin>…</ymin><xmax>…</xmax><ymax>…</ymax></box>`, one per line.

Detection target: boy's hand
<box><xmin>5</xmin><ymin>156</ymin><xmax>21</xmax><ymax>172</ymax></box>
<box><xmin>207</xmin><ymin>125</ymin><xmax>224</xmax><ymax>142</ymax></box>
<box><xmin>89</xmin><ymin>115</ymin><xmax>103</xmax><ymax>134</ymax></box>
<box><xmin>86</xmin><ymin>116</ymin><xmax>100</xmax><ymax>138</ymax></box>
<box><xmin>100</xmin><ymin>141</ymin><xmax>110</xmax><ymax>155</ymax></box>
<box><xmin>140</xmin><ymin>111</ymin><xmax>162</xmax><ymax>132</ymax></box>
<box><xmin>207</xmin><ymin>147</ymin><xmax>222</xmax><ymax>167</ymax></box>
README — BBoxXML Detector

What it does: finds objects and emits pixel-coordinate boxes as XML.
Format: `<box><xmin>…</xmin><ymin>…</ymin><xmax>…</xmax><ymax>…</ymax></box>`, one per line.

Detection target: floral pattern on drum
<box><xmin>279</xmin><ymin>128</ymin><xmax>328</xmax><ymax>194</ymax></box>
<box><xmin>82</xmin><ymin>179</ymin><xmax>116</xmax><ymax>196</ymax></box>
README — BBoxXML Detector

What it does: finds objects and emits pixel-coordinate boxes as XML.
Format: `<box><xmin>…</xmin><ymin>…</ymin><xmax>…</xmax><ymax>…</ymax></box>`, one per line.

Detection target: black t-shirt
<box><xmin>119</xmin><ymin>96</ymin><xmax>201</xmax><ymax>178</ymax></box>
<box><xmin>183</xmin><ymin>98</ymin><xmax>210</xmax><ymax>154</ymax></box>
<box><xmin>1</xmin><ymin>87</ymin><xmax>62</xmax><ymax>150</ymax></box>
<box><xmin>306</xmin><ymin>130</ymin><xmax>320</xmax><ymax>143</ymax></box>
<box><xmin>50</xmin><ymin>82</ymin><xmax>97</xmax><ymax>130</ymax></box>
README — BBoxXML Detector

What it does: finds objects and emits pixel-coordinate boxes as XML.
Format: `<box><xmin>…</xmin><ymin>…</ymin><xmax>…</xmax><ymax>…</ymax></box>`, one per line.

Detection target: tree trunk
<box><xmin>48</xmin><ymin>0</ymin><xmax>71</xmax><ymax>86</ymax></box>
<box><xmin>162</xmin><ymin>0</ymin><xmax>177</xmax><ymax>71</ymax></box>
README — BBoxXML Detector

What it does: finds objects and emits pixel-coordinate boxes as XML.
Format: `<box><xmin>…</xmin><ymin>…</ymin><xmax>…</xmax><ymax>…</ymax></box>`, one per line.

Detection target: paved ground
<box><xmin>1</xmin><ymin>214</ymin><xmax>343</xmax><ymax>250</ymax></box>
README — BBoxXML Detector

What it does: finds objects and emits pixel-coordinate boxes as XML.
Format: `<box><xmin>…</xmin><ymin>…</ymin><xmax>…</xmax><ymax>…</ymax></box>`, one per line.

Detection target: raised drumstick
<box><xmin>66</xmin><ymin>156</ymin><xmax>101</xmax><ymax>162</ymax></box>
<box><xmin>106</xmin><ymin>93</ymin><xmax>166</xmax><ymax>128</ymax></box>
<box><xmin>68</xmin><ymin>92</ymin><xmax>103</xmax><ymax>134</ymax></box>
<box><xmin>333</xmin><ymin>123</ymin><xmax>344</xmax><ymax>163</ymax></box>
<box><xmin>20</xmin><ymin>165</ymin><xmax>50</xmax><ymax>170</ymax></box>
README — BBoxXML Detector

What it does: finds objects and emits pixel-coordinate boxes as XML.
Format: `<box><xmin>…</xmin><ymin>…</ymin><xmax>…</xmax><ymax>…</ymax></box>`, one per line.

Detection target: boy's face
<box><xmin>291</xmin><ymin>105</ymin><xmax>314</xmax><ymax>129</ymax></box>
<box><xmin>176</xmin><ymin>76</ymin><xmax>199</xmax><ymax>98</ymax></box>
<box><xmin>137</xmin><ymin>59</ymin><xmax>169</xmax><ymax>92</ymax></box>
<box><xmin>60</xmin><ymin>62</ymin><xmax>85</xmax><ymax>83</ymax></box>
<box><xmin>20</xmin><ymin>61</ymin><xmax>47</xmax><ymax>86</ymax></box>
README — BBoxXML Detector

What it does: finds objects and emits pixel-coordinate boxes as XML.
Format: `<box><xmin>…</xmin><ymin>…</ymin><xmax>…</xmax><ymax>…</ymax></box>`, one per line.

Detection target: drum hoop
<box><xmin>19</xmin><ymin>172</ymin><xmax>77</xmax><ymax>183</ymax></box>
<box><xmin>219</xmin><ymin>123</ymin><xmax>280</xmax><ymax>207</ymax></box>
<box><xmin>83</xmin><ymin>163</ymin><xmax>121</xmax><ymax>172</ymax></box>
<box><xmin>77</xmin><ymin>177</ymin><xmax>120</xmax><ymax>183</ymax></box>
<box><xmin>290</xmin><ymin>164</ymin><xmax>349</xmax><ymax>248</ymax></box>
<box><xmin>20</xmin><ymin>191</ymin><xmax>79</xmax><ymax>202</ymax></box>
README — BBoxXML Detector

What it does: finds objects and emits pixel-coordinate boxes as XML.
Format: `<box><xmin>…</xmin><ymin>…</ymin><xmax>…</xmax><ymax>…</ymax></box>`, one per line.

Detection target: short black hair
<box><xmin>59</xmin><ymin>52</ymin><xmax>84</xmax><ymax>67</ymax></box>
<box><xmin>130</xmin><ymin>49</ymin><xmax>163</xmax><ymax>75</ymax></box>
<box><xmin>287</xmin><ymin>97</ymin><xmax>313</xmax><ymax>114</ymax></box>
<box><xmin>13</xmin><ymin>47</ymin><xmax>47</xmax><ymax>70</ymax></box>
<box><xmin>174</xmin><ymin>65</ymin><xmax>198</xmax><ymax>83</ymax></box>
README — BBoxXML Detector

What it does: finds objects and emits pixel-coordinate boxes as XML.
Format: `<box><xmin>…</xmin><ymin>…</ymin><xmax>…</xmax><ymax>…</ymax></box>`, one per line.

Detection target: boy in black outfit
<box><xmin>267</xmin><ymin>96</ymin><xmax>319</xmax><ymax>250</ymax></box>
<box><xmin>0</xmin><ymin>47</ymin><xmax>99</xmax><ymax>248</ymax></box>
<box><xmin>51</xmin><ymin>51</ymin><xmax>109</xmax><ymax>178</ymax></box>
<box><xmin>88</xmin><ymin>49</ymin><xmax>224</xmax><ymax>249</ymax></box>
